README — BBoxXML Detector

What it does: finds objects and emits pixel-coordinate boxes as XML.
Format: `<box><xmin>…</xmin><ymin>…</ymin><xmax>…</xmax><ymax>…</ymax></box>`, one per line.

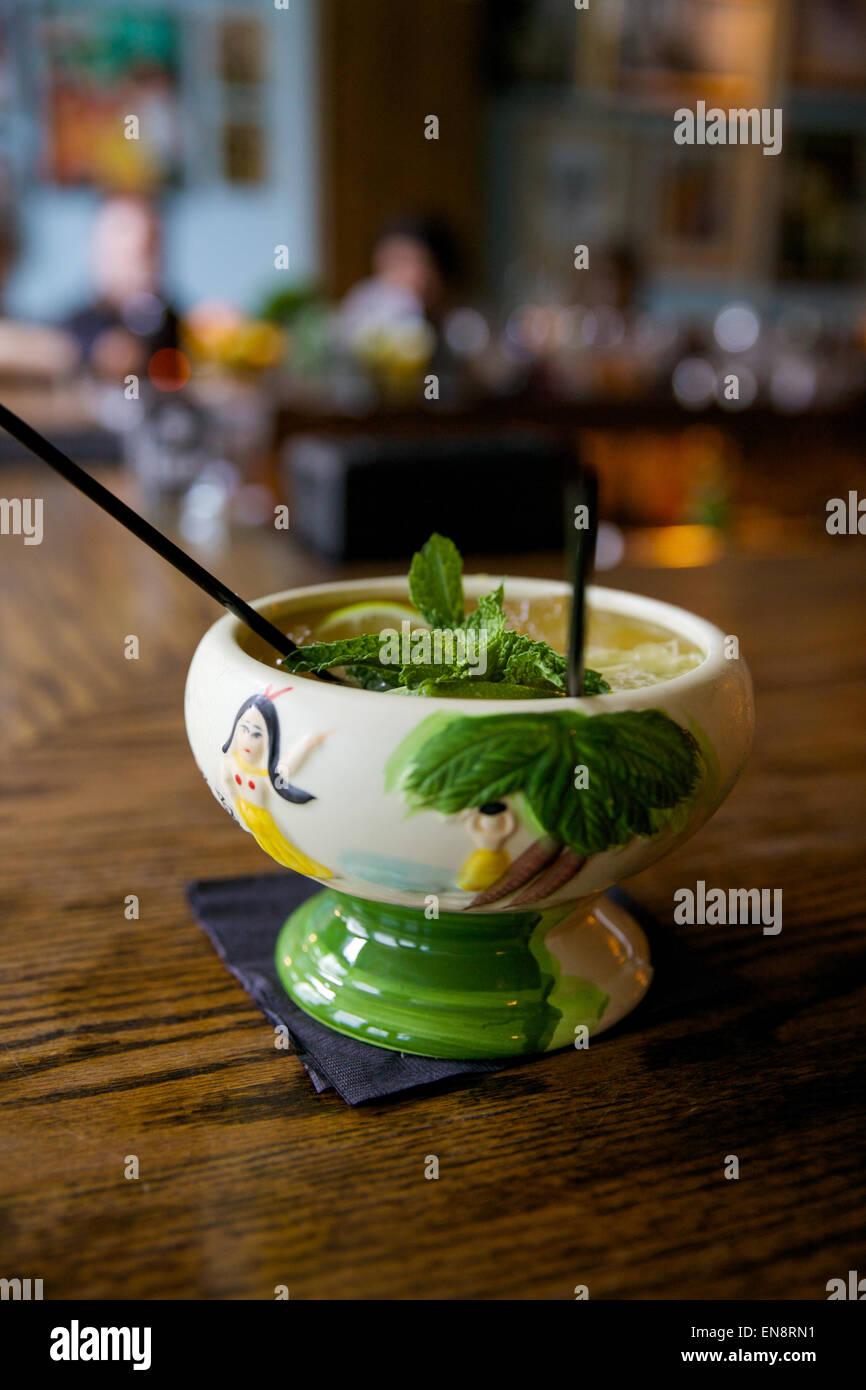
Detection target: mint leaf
<box><xmin>582</xmin><ymin>668</ymin><xmax>611</xmax><ymax>695</ymax></box>
<box><xmin>282</xmin><ymin>634</ymin><xmax>385</xmax><ymax>672</ymax></box>
<box><xmin>465</xmin><ymin>583</ymin><xmax>506</xmax><ymax>637</ymax></box>
<box><xmin>344</xmin><ymin>663</ymin><xmax>401</xmax><ymax>691</ymax></box>
<box><xmin>408</xmin><ymin>533</ymin><xmax>464</xmax><ymax>628</ymax></box>
<box><xmin>495</xmin><ymin>632</ymin><xmax>566</xmax><ymax>690</ymax></box>
<box><xmin>399</xmin><ymin>662</ymin><xmax>465</xmax><ymax>689</ymax></box>
<box><xmin>494</xmin><ymin>631</ymin><xmax>610</xmax><ymax>696</ymax></box>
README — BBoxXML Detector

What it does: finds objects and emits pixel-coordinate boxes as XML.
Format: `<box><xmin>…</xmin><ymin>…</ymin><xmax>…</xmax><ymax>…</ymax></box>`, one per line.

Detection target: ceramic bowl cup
<box><xmin>185</xmin><ymin>576</ymin><xmax>754</xmax><ymax>1058</ymax></box>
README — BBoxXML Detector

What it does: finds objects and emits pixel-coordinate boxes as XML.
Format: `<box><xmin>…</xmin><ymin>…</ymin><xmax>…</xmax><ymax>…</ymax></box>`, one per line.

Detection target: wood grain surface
<box><xmin>1</xmin><ymin>465</ymin><xmax>864</xmax><ymax>1300</ymax></box>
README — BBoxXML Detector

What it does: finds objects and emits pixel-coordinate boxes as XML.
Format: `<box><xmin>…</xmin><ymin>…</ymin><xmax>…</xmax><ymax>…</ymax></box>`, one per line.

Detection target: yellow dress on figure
<box><xmin>456</xmin><ymin>803</ymin><xmax>516</xmax><ymax>892</ymax></box>
<box><xmin>457</xmin><ymin>847</ymin><xmax>511</xmax><ymax>892</ymax></box>
<box><xmin>227</xmin><ymin>762</ymin><xmax>332</xmax><ymax>878</ymax></box>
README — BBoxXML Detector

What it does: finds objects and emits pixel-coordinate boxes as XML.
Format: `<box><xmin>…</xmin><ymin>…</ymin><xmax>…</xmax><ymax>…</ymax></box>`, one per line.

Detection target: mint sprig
<box><xmin>280</xmin><ymin>536</ymin><xmax>611</xmax><ymax>700</ymax></box>
<box><xmin>408</xmin><ymin>533</ymin><xmax>464</xmax><ymax>628</ymax></box>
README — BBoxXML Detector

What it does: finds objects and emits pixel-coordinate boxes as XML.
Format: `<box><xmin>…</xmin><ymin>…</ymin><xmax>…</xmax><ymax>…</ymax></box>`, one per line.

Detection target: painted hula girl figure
<box><xmin>221</xmin><ymin>686</ymin><xmax>332</xmax><ymax>878</ymax></box>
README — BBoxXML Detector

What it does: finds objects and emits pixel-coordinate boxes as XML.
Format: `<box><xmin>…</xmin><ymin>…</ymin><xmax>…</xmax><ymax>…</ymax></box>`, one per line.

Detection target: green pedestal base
<box><xmin>275</xmin><ymin>888</ymin><xmax>653</xmax><ymax>1059</ymax></box>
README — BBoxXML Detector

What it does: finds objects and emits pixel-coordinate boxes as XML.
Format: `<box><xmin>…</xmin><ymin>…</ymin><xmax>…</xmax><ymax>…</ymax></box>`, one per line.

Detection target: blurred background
<box><xmin>0</xmin><ymin>0</ymin><xmax>864</xmax><ymax>565</ymax></box>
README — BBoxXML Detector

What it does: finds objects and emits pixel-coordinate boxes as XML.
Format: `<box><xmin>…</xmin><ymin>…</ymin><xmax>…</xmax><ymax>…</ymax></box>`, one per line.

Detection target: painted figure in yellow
<box><xmin>221</xmin><ymin>688</ymin><xmax>332</xmax><ymax>878</ymax></box>
<box><xmin>457</xmin><ymin>801</ymin><xmax>517</xmax><ymax>893</ymax></box>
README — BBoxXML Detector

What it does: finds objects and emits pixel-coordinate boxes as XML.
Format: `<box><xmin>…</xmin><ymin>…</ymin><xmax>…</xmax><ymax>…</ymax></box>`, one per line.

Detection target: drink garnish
<box><xmin>281</xmin><ymin>533</ymin><xmax>610</xmax><ymax>698</ymax></box>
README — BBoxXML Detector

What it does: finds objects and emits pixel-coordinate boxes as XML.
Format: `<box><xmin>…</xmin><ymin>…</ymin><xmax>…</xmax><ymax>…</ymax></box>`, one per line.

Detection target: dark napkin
<box><xmin>186</xmin><ymin>872</ymin><xmax>736</xmax><ymax>1106</ymax></box>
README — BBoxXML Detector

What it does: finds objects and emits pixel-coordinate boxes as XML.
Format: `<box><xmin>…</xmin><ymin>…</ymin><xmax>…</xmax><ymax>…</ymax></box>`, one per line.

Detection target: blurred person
<box><xmin>338</xmin><ymin>214</ymin><xmax>462</xmax><ymax>351</ymax></box>
<box><xmin>64</xmin><ymin>193</ymin><xmax>180</xmax><ymax>381</ymax></box>
<box><xmin>0</xmin><ymin>203</ymin><xmax>78</xmax><ymax>380</ymax></box>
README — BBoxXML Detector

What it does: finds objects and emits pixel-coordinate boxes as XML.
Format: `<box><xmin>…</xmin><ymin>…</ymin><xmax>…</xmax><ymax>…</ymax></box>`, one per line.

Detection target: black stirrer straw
<box><xmin>0</xmin><ymin>400</ymin><xmax>303</xmax><ymax>664</ymax></box>
<box><xmin>565</xmin><ymin>468</ymin><xmax>599</xmax><ymax>697</ymax></box>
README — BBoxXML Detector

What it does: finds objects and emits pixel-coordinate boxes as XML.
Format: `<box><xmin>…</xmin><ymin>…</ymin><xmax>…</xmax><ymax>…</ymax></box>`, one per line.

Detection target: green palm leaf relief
<box><xmin>385</xmin><ymin>708</ymin><xmax>703</xmax><ymax>904</ymax></box>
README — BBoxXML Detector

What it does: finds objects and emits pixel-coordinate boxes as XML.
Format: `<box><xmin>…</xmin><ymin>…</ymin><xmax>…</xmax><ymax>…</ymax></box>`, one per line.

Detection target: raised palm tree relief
<box><xmin>385</xmin><ymin>708</ymin><xmax>703</xmax><ymax>908</ymax></box>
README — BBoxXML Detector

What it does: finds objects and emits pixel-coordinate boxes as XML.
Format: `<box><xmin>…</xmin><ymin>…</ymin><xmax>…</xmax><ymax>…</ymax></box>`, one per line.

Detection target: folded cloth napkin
<box><xmin>187</xmin><ymin>872</ymin><xmax>734</xmax><ymax>1106</ymax></box>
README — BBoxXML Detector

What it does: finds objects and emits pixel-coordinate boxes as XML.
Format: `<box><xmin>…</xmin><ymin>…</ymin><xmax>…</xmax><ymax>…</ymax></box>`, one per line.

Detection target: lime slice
<box><xmin>313</xmin><ymin>600</ymin><xmax>430</xmax><ymax>642</ymax></box>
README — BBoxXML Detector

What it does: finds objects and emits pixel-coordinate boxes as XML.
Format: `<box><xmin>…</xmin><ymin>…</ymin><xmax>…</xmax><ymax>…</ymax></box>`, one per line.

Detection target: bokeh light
<box><xmin>443</xmin><ymin>307</ymin><xmax>490</xmax><ymax>356</ymax></box>
<box><xmin>148</xmin><ymin>347</ymin><xmax>192</xmax><ymax>391</ymax></box>
<box><xmin>672</xmin><ymin>357</ymin><xmax>716</xmax><ymax>409</ymax></box>
<box><xmin>713</xmin><ymin>304</ymin><xmax>761</xmax><ymax>353</ymax></box>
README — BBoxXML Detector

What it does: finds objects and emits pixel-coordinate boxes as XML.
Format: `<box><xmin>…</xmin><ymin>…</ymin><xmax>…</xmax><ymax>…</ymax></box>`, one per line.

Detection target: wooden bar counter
<box><xmin>1</xmin><ymin>465</ymin><xmax>863</xmax><ymax>1299</ymax></box>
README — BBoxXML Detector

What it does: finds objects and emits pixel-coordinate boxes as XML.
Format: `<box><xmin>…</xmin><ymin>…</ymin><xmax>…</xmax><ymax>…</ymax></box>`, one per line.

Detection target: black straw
<box><xmin>0</xmin><ymin>400</ymin><xmax>300</xmax><ymax>662</ymax></box>
<box><xmin>566</xmin><ymin>469</ymin><xmax>599</xmax><ymax>697</ymax></box>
